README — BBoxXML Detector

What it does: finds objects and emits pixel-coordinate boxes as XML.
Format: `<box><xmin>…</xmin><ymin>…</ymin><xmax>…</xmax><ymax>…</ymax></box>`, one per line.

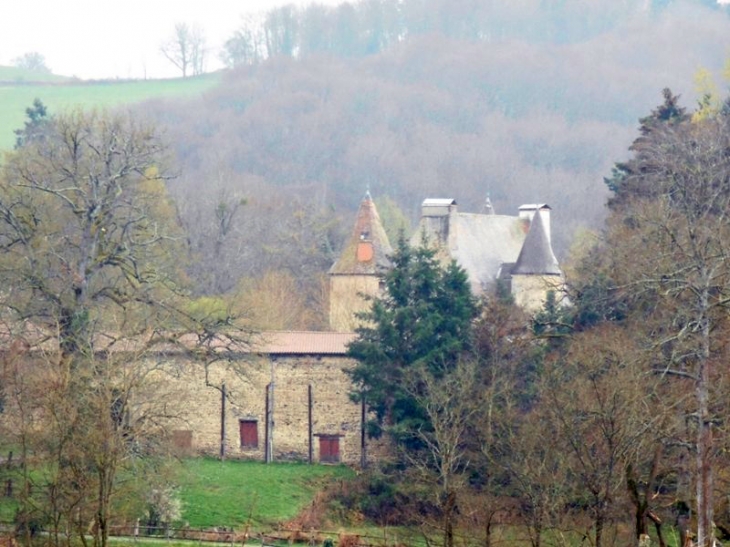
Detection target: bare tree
<box><xmin>12</xmin><ymin>51</ymin><xmax>51</xmax><ymax>74</ymax></box>
<box><xmin>402</xmin><ymin>360</ymin><xmax>481</xmax><ymax>547</ymax></box>
<box><xmin>160</xmin><ymin>23</ymin><xmax>207</xmax><ymax>77</ymax></box>
<box><xmin>220</xmin><ymin>14</ymin><xmax>265</xmax><ymax>67</ymax></box>
<box><xmin>543</xmin><ymin>325</ymin><xmax>672</xmax><ymax>547</ymax></box>
<box><xmin>0</xmin><ymin>109</ymin><xmax>249</xmax><ymax>547</ymax></box>
<box><xmin>602</xmin><ymin>117</ymin><xmax>730</xmax><ymax>547</ymax></box>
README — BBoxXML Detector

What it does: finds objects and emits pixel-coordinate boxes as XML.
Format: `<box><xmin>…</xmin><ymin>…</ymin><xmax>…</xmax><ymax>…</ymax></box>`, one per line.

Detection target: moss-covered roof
<box><xmin>329</xmin><ymin>194</ymin><xmax>393</xmax><ymax>275</ymax></box>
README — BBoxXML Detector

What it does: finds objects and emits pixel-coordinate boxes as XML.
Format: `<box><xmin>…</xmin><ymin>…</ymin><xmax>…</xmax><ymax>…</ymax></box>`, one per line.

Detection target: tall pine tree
<box><xmin>347</xmin><ymin>235</ymin><xmax>477</xmax><ymax>447</ymax></box>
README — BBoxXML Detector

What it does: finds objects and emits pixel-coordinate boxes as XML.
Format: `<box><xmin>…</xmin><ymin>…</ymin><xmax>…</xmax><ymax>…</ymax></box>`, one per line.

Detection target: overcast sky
<box><xmin>0</xmin><ymin>0</ymin><xmax>345</xmax><ymax>80</ymax></box>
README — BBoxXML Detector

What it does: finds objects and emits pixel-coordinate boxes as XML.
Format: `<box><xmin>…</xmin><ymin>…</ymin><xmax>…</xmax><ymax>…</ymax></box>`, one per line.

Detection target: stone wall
<box><xmin>329</xmin><ymin>275</ymin><xmax>380</xmax><ymax>332</ymax></box>
<box><xmin>147</xmin><ymin>353</ymin><xmax>374</xmax><ymax>465</ymax></box>
<box><xmin>510</xmin><ymin>274</ymin><xmax>563</xmax><ymax>312</ymax></box>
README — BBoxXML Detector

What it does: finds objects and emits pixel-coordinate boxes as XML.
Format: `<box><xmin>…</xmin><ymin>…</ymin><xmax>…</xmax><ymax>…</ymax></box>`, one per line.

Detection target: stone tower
<box><xmin>329</xmin><ymin>193</ymin><xmax>393</xmax><ymax>332</ymax></box>
<box><xmin>510</xmin><ymin>206</ymin><xmax>563</xmax><ymax>311</ymax></box>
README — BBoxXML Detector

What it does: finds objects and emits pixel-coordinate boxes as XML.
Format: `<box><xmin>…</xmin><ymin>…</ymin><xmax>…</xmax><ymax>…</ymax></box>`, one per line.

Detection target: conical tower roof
<box><xmin>329</xmin><ymin>193</ymin><xmax>393</xmax><ymax>275</ymax></box>
<box><xmin>512</xmin><ymin>209</ymin><xmax>561</xmax><ymax>275</ymax></box>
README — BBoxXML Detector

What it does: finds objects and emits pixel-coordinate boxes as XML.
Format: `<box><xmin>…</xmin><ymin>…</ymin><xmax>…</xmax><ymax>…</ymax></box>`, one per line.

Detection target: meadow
<box><xmin>0</xmin><ymin>67</ymin><xmax>220</xmax><ymax>151</ymax></box>
<box><xmin>175</xmin><ymin>458</ymin><xmax>354</xmax><ymax>529</ymax></box>
<box><xmin>0</xmin><ymin>457</ymin><xmax>354</xmax><ymax>531</ymax></box>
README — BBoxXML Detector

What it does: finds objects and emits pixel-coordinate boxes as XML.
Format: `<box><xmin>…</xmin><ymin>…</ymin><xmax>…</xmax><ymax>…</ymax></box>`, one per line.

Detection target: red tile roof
<box><xmin>0</xmin><ymin>323</ymin><xmax>356</xmax><ymax>357</ymax></box>
<box><xmin>252</xmin><ymin>331</ymin><xmax>356</xmax><ymax>355</ymax></box>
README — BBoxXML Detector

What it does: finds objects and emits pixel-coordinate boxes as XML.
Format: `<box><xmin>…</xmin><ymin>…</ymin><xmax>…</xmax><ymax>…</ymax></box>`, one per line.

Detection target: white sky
<box><xmin>0</xmin><ymin>0</ymin><xmax>345</xmax><ymax>80</ymax></box>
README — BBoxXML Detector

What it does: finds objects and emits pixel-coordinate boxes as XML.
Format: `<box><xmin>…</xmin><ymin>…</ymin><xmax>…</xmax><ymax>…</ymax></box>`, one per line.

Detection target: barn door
<box><xmin>319</xmin><ymin>435</ymin><xmax>340</xmax><ymax>463</ymax></box>
<box><xmin>239</xmin><ymin>419</ymin><xmax>258</xmax><ymax>449</ymax></box>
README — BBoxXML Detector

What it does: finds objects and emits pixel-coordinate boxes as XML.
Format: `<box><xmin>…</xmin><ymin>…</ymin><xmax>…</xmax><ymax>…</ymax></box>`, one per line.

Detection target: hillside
<box><xmin>0</xmin><ymin>66</ymin><xmax>73</xmax><ymax>83</ymax></box>
<box><xmin>130</xmin><ymin>1</ymin><xmax>730</xmax><ymax>303</ymax></box>
<box><xmin>1</xmin><ymin>0</ymin><xmax>729</xmax><ymax>316</ymax></box>
<box><xmin>0</xmin><ymin>70</ymin><xmax>221</xmax><ymax>151</ymax></box>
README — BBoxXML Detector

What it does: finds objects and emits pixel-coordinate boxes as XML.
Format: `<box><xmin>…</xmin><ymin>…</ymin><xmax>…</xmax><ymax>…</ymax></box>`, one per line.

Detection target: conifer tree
<box><xmin>347</xmin><ymin>235</ymin><xmax>477</xmax><ymax>447</ymax></box>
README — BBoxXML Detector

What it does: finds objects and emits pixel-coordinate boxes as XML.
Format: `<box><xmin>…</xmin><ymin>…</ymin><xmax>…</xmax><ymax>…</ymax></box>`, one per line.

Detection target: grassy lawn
<box><xmin>177</xmin><ymin>458</ymin><xmax>355</xmax><ymax>530</ymax></box>
<box><xmin>0</xmin><ymin>69</ymin><xmax>221</xmax><ymax>151</ymax></box>
<box><xmin>0</xmin><ymin>456</ymin><xmax>354</xmax><ymax>532</ymax></box>
<box><xmin>0</xmin><ymin>496</ymin><xmax>16</xmax><ymax>523</ymax></box>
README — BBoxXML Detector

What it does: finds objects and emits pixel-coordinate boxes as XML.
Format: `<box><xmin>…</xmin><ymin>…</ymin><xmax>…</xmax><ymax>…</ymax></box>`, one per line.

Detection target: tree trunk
<box><xmin>443</xmin><ymin>490</ymin><xmax>456</xmax><ymax>547</ymax></box>
<box><xmin>627</xmin><ymin>445</ymin><xmax>663</xmax><ymax>544</ymax></box>
<box><xmin>696</xmin><ymin>289</ymin><xmax>713</xmax><ymax>547</ymax></box>
<box><xmin>595</xmin><ymin>509</ymin><xmax>604</xmax><ymax>547</ymax></box>
<box><xmin>648</xmin><ymin>511</ymin><xmax>667</xmax><ymax>547</ymax></box>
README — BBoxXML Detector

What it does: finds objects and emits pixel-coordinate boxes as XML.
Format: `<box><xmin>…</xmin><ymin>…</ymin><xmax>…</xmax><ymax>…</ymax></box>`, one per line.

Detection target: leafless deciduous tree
<box><xmin>597</xmin><ymin>115</ymin><xmax>730</xmax><ymax>547</ymax></box>
<box><xmin>402</xmin><ymin>360</ymin><xmax>481</xmax><ymax>547</ymax></box>
<box><xmin>0</xmin><ymin>109</ymin><xmax>249</xmax><ymax>547</ymax></box>
<box><xmin>544</xmin><ymin>326</ymin><xmax>671</xmax><ymax>547</ymax></box>
<box><xmin>160</xmin><ymin>23</ymin><xmax>207</xmax><ymax>77</ymax></box>
<box><xmin>220</xmin><ymin>14</ymin><xmax>265</xmax><ymax>67</ymax></box>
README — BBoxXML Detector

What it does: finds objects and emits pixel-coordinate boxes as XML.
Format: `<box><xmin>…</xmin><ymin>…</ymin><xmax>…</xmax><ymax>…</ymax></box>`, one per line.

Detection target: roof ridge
<box><xmin>259</xmin><ymin>330</ymin><xmax>354</xmax><ymax>335</ymax></box>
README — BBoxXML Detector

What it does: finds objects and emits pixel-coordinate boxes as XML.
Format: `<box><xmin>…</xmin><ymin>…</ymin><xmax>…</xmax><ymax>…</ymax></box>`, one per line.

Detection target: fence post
<box><xmin>360</xmin><ymin>397</ymin><xmax>367</xmax><ymax>469</ymax></box>
<box><xmin>308</xmin><ymin>384</ymin><xmax>313</xmax><ymax>465</ymax></box>
<box><xmin>220</xmin><ymin>383</ymin><xmax>227</xmax><ymax>461</ymax></box>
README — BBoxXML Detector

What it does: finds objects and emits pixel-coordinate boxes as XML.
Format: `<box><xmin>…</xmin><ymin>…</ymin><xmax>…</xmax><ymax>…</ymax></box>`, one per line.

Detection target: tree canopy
<box><xmin>0</xmin><ymin>109</ymin><xmax>188</xmax><ymax>358</ymax></box>
<box><xmin>12</xmin><ymin>51</ymin><xmax>51</xmax><ymax>74</ymax></box>
<box><xmin>0</xmin><ymin>109</ymin><xmax>248</xmax><ymax>547</ymax></box>
<box><xmin>13</xmin><ymin>98</ymin><xmax>50</xmax><ymax>149</ymax></box>
<box><xmin>570</xmin><ymin>91</ymin><xmax>730</xmax><ymax>547</ymax></box>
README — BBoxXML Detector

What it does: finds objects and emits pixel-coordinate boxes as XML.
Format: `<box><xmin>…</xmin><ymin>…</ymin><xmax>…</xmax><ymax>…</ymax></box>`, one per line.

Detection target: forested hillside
<box><xmin>131</xmin><ymin>0</ymin><xmax>730</xmax><ymax>316</ymax></box>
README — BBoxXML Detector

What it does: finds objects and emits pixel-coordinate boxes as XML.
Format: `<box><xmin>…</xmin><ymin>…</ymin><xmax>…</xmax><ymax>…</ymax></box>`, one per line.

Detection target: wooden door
<box><xmin>239</xmin><ymin>420</ymin><xmax>258</xmax><ymax>449</ymax></box>
<box><xmin>319</xmin><ymin>435</ymin><xmax>340</xmax><ymax>463</ymax></box>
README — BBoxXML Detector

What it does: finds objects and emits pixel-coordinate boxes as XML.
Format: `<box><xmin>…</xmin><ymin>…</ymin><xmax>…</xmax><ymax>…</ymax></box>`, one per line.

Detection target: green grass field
<box><xmin>0</xmin><ymin>457</ymin><xmax>354</xmax><ymax>532</ymax></box>
<box><xmin>177</xmin><ymin>458</ymin><xmax>354</xmax><ymax>529</ymax></box>
<box><xmin>0</xmin><ymin>68</ymin><xmax>221</xmax><ymax>151</ymax></box>
<box><xmin>0</xmin><ymin>66</ymin><xmax>73</xmax><ymax>83</ymax></box>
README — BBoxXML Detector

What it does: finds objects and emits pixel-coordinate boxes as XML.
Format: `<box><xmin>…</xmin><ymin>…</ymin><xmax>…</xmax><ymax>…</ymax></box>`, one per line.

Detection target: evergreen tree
<box><xmin>13</xmin><ymin>98</ymin><xmax>49</xmax><ymax>149</ymax></box>
<box><xmin>604</xmin><ymin>88</ymin><xmax>689</xmax><ymax>207</ymax></box>
<box><xmin>347</xmin><ymin>235</ymin><xmax>477</xmax><ymax>447</ymax></box>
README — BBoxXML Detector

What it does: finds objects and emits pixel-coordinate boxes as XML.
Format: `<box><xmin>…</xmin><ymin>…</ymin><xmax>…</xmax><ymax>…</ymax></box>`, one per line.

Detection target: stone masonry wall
<box><xmin>329</xmin><ymin>275</ymin><xmax>380</xmax><ymax>332</ymax></box>
<box><xmin>146</xmin><ymin>353</ymin><xmax>370</xmax><ymax>465</ymax></box>
<box><xmin>511</xmin><ymin>274</ymin><xmax>563</xmax><ymax>312</ymax></box>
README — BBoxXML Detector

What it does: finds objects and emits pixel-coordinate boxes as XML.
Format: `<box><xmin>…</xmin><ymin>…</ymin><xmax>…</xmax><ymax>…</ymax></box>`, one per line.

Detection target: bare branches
<box><xmin>160</xmin><ymin>23</ymin><xmax>207</xmax><ymax>78</ymax></box>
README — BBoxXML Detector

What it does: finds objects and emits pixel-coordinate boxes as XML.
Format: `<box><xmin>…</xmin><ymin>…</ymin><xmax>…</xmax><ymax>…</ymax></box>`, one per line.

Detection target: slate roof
<box><xmin>329</xmin><ymin>193</ymin><xmax>393</xmax><ymax>275</ymax></box>
<box><xmin>413</xmin><ymin>207</ymin><xmax>528</xmax><ymax>294</ymax></box>
<box><xmin>449</xmin><ymin>213</ymin><xmax>529</xmax><ymax>293</ymax></box>
<box><xmin>411</xmin><ymin>199</ymin><xmax>562</xmax><ymax>293</ymax></box>
<box><xmin>511</xmin><ymin>208</ymin><xmax>561</xmax><ymax>275</ymax></box>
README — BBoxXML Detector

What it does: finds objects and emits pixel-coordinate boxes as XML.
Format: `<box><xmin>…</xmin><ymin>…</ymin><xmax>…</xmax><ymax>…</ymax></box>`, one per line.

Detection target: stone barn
<box><xmin>157</xmin><ymin>331</ymin><xmax>383</xmax><ymax>466</ymax></box>
<box><xmin>0</xmin><ymin>193</ymin><xmax>562</xmax><ymax>468</ymax></box>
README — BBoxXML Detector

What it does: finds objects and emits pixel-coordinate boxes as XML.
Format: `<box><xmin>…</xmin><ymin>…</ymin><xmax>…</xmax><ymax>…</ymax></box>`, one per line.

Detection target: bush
<box><xmin>329</xmin><ymin>468</ymin><xmax>436</xmax><ymax>526</ymax></box>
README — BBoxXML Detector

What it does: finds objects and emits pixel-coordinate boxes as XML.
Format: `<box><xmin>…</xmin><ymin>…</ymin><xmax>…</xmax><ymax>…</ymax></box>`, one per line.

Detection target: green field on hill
<box><xmin>0</xmin><ymin>69</ymin><xmax>221</xmax><ymax>151</ymax></box>
<box><xmin>176</xmin><ymin>458</ymin><xmax>354</xmax><ymax>529</ymax></box>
